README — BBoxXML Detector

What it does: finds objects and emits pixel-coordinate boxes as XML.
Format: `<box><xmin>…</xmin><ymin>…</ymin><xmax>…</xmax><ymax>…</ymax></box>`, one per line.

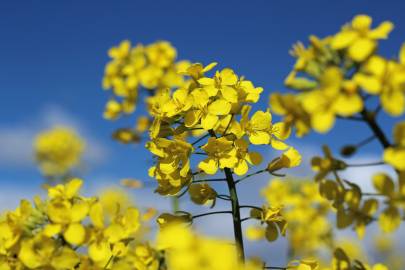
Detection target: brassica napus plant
<box><xmin>4</xmin><ymin>13</ymin><xmax>405</xmax><ymax>270</ymax></box>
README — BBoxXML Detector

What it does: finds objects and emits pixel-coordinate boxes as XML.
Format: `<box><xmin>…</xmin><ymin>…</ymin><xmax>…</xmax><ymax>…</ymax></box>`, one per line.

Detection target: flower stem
<box><xmin>347</xmin><ymin>161</ymin><xmax>385</xmax><ymax>167</ymax></box>
<box><xmin>224</xmin><ymin>167</ymin><xmax>245</xmax><ymax>262</ymax></box>
<box><xmin>207</xmin><ymin>129</ymin><xmax>245</xmax><ymax>261</ymax></box>
<box><xmin>192</xmin><ymin>211</ymin><xmax>232</xmax><ymax>219</ymax></box>
<box><xmin>360</xmin><ymin>109</ymin><xmax>391</xmax><ymax>149</ymax></box>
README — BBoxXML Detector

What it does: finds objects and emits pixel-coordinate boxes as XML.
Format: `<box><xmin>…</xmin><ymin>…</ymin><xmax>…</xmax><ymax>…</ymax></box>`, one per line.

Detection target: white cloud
<box><xmin>0</xmin><ymin>104</ymin><xmax>108</xmax><ymax>169</ymax></box>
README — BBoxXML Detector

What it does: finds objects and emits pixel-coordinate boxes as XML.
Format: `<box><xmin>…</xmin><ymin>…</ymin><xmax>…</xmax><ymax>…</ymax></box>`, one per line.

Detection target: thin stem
<box><xmin>235</xmin><ymin>169</ymin><xmax>266</xmax><ymax>184</ymax></box>
<box><xmin>374</xmin><ymin>104</ymin><xmax>382</xmax><ymax>114</ymax></box>
<box><xmin>362</xmin><ymin>192</ymin><xmax>386</xmax><ymax>197</ymax></box>
<box><xmin>360</xmin><ymin>109</ymin><xmax>391</xmax><ymax>149</ymax></box>
<box><xmin>191</xmin><ymin>133</ymin><xmax>210</xmax><ymax>146</ymax></box>
<box><xmin>224</xmin><ymin>167</ymin><xmax>245</xmax><ymax>262</ymax></box>
<box><xmin>337</xmin><ymin>115</ymin><xmax>364</xmax><ymax>121</ymax></box>
<box><xmin>355</xmin><ymin>135</ymin><xmax>376</xmax><ymax>148</ymax></box>
<box><xmin>194</xmin><ymin>152</ymin><xmax>208</xmax><ymax>155</ymax></box>
<box><xmin>176</xmin><ymin>185</ymin><xmax>190</xmax><ymax>199</ymax></box>
<box><xmin>347</xmin><ymin>161</ymin><xmax>385</xmax><ymax>167</ymax></box>
<box><xmin>263</xmin><ymin>266</ymin><xmax>288</xmax><ymax>270</ymax></box>
<box><xmin>332</xmin><ymin>170</ymin><xmax>345</xmax><ymax>189</ymax></box>
<box><xmin>192</xmin><ymin>211</ymin><xmax>232</xmax><ymax>220</ymax></box>
<box><xmin>241</xmin><ymin>217</ymin><xmax>252</xmax><ymax>222</ymax></box>
<box><xmin>217</xmin><ymin>194</ymin><xmax>232</xmax><ymax>201</ymax></box>
<box><xmin>193</xmin><ymin>178</ymin><xmax>226</xmax><ymax>183</ymax></box>
<box><xmin>207</xmin><ymin>129</ymin><xmax>245</xmax><ymax>261</ymax></box>
<box><xmin>104</xmin><ymin>256</ymin><xmax>114</xmax><ymax>269</ymax></box>
<box><xmin>239</xmin><ymin>205</ymin><xmax>262</xmax><ymax>211</ymax></box>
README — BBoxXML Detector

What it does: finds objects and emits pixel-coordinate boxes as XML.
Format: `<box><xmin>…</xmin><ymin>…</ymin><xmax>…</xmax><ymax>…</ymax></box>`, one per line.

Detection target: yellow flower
<box><xmin>383</xmin><ymin>121</ymin><xmax>405</xmax><ymax>170</ymax></box>
<box><xmin>146</xmin><ymin>138</ymin><xmax>193</xmax><ymax>194</ymax></box>
<box><xmin>34</xmin><ymin>126</ymin><xmax>85</xmax><ymax>177</ymax></box>
<box><xmin>198</xmin><ymin>68</ymin><xmax>239</xmax><ymax>103</ymax></box>
<box><xmin>188</xmin><ymin>183</ymin><xmax>217</xmax><ymax>206</ymax></box>
<box><xmin>249</xmin><ymin>206</ymin><xmax>287</xmax><ymax>242</ymax></box>
<box><xmin>267</xmin><ymin>147</ymin><xmax>302</xmax><ymax>174</ymax></box>
<box><xmin>184</xmin><ymin>89</ymin><xmax>232</xmax><ymax>130</ymax></box>
<box><xmin>156</xmin><ymin>225</ymin><xmax>252</xmax><ymax>270</ymax></box>
<box><xmin>233</xmin><ymin>138</ymin><xmax>262</xmax><ymax>175</ymax></box>
<box><xmin>198</xmin><ymin>137</ymin><xmax>238</xmax><ymax>175</ymax></box>
<box><xmin>354</xmin><ymin>53</ymin><xmax>405</xmax><ymax>116</ymax></box>
<box><xmin>145</xmin><ymin>41</ymin><xmax>177</xmax><ymax>68</ymax></box>
<box><xmin>311</xmin><ymin>145</ymin><xmax>347</xmax><ymax>181</ymax></box>
<box><xmin>302</xmin><ymin>67</ymin><xmax>363</xmax><ymax>133</ymax></box>
<box><xmin>269</xmin><ymin>93</ymin><xmax>311</xmax><ymax>137</ymax></box>
<box><xmin>180</xmin><ymin>62</ymin><xmax>218</xmax><ymax>80</ymax></box>
<box><xmin>103</xmin><ymin>99</ymin><xmax>122</xmax><ymax>120</ymax></box>
<box><xmin>241</xmin><ymin>105</ymin><xmax>290</xmax><ymax>148</ymax></box>
<box><xmin>331</xmin><ymin>14</ymin><xmax>394</xmax><ymax>62</ymax></box>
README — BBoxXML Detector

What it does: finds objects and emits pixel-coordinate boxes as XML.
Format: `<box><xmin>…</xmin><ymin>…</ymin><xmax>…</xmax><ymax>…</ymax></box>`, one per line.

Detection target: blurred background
<box><xmin>1</xmin><ymin>0</ymin><xmax>405</xmax><ymax>265</ymax></box>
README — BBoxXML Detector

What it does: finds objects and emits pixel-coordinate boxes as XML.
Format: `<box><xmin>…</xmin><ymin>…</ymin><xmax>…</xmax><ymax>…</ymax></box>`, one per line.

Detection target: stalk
<box><xmin>224</xmin><ymin>167</ymin><xmax>245</xmax><ymax>261</ymax></box>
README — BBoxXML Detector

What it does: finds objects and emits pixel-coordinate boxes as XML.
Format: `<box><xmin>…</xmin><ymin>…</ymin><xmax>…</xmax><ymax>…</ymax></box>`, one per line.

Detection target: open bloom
<box><xmin>354</xmin><ymin>46</ymin><xmax>405</xmax><ymax>116</ymax></box>
<box><xmin>198</xmin><ymin>137</ymin><xmax>238</xmax><ymax>175</ymax></box>
<box><xmin>240</xmin><ymin>105</ymin><xmax>290</xmax><ymax>149</ymax></box>
<box><xmin>331</xmin><ymin>14</ymin><xmax>394</xmax><ymax>62</ymax></box>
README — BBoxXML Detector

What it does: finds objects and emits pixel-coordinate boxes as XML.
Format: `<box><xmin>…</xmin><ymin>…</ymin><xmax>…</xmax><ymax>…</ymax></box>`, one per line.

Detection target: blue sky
<box><xmin>1</xmin><ymin>0</ymin><xmax>405</xmax><ymax>264</ymax></box>
<box><xmin>1</xmin><ymin>0</ymin><xmax>405</xmax><ymax>196</ymax></box>
<box><xmin>1</xmin><ymin>0</ymin><xmax>405</xmax><ymax>197</ymax></box>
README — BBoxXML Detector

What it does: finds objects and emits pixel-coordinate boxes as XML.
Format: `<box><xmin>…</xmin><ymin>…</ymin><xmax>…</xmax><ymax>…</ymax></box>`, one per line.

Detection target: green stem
<box><xmin>207</xmin><ymin>129</ymin><xmax>245</xmax><ymax>261</ymax></box>
<box><xmin>224</xmin><ymin>167</ymin><xmax>245</xmax><ymax>262</ymax></box>
<box><xmin>347</xmin><ymin>161</ymin><xmax>385</xmax><ymax>167</ymax></box>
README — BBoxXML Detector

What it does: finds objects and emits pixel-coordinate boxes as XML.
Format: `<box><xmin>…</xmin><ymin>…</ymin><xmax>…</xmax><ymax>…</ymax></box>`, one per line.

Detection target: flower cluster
<box><xmin>0</xmin><ymin>179</ymin><xmax>160</xmax><ymax>269</ymax></box>
<box><xmin>247</xmin><ymin>179</ymin><xmax>333</xmax><ymax>257</ymax></box>
<box><xmin>270</xmin><ymin>14</ymin><xmax>405</xmax><ymax>134</ymax></box>
<box><xmin>34</xmin><ymin>126</ymin><xmax>85</xmax><ymax>178</ymax></box>
<box><xmin>102</xmin><ymin>40</ymin><xmax>190</xmax><ymax>121</ymax></box>
<box><xmin>145</xmin><ymin>62</ymin><xmax>299</xmax><ymax>195</ymax></box>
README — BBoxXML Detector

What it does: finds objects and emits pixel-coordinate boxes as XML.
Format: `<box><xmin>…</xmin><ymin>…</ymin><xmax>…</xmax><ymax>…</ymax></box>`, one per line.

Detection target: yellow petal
<box><xmin>271</xmin><ymin>139</ymin><xmax>289</xmax><ymax>150</ymax></box>
<box><xmin>349</xmin><ymin>38</ymin><xmax>376</xmax><ymax>62</ymax></box>
<box><xmin>311</xmin><ymin>112</ymin><xmax>335</xmax><ymax>133</ymax></box>
<box><xmin>198</xmin><ymin>158</ymin><xmax>218</xmax><ymax>175</ymax></box>
<box><xmin>331</xmin><ymin>30</ymin><xmax>358</xmax><ymax>49</ymax></box>
<box><xmin>352</xmin><ymin>14</ymin><xmax>372</xmax><ymax>31</ymax></box>
<box><xmin>249</xmin><ymin>131</ymin><xmax>270</xmax><ymax>145</ymax></box>
<box><xmin>383</xmin><ymin>147</ymin><xmax>405</xmax><ymax>170</ymax></box>
<box><xmin>89</xmin><ymin>202</ymin><xmax>104</xmax><ymax>228</ymax></box>
<box><xmin>354</xmin><ymin>73</ymin><xmax>382</xmax><ymax>94</ymax></box>
<box><xmin>43</xmin><ymin>224</ymin><xmax>62</xmax><ymax>237</ymax></box>
<box><xmin>381</xmin><ymin>90</ymin><xmax>405</xmax><ymax>116</ymax></box>
<box><xmin>208</xmin><ymin>99</ymin><xmax>231</xmax><ymax>115</ymax></box>
<box><xmin>334</xmin><ymin>94</ymin><xmax>363</xmax><ymax>116</ymax></box>
<box><xmin>372</xmin><ymin>173</ymin><xmax>395</xmax><ymax>196</ymax></box>
<box><xmin>379</xmin><ymin>206</ymin><xmax>401</xmax><ymax>233</ymax></box>
<box><xmin>51</xmin><ymin>247</ymin><xmax>80</xmax><ymax>269</ymax></box>
<box><xmin>234</xmin><ymin>160</ymin><xmax>248</xmax><ymax>176</ymax></box>
<box><xmin>88</xmin><ymin>241</ymin><xmax>112</xmax><ymax>263</ymax></box>
<box><xmin>64</xmin><ymin>223</ymin><xmax>86</xmax><ymax>245</ymax></box>
<box><xmin>220</xmin><ymin>68</ymin><xmax>238</xmax><ymax>85</ymax></box>
<box><xmin>369</xmin><ymin>21</ymin><xmax>394</xmax><ymax>39</ymax></box>
<box><xmin>65</xmin><ymin>178</ymin><xmax>83</xmax><ymax>199</ymax></box>
<box><xmin>247</xmin><ymin>152</ymin><xmax>263</xmax><ymax>165</ymax></box>
<box><xmin>201</xmin><ymin>113</ymin><xmax>219</xmax><ymax>130</ymax></box>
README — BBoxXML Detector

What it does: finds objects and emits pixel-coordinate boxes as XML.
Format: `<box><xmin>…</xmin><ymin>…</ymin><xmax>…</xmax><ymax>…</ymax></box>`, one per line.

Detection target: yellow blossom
<box><xmin>34</xmin><ymin>126</ymin><xmax>85</xmax><ymax>177</ymax></box>
<box><xmin>331</xmin><ymin>14</ymin><xmax>394</xmax><ymax>62</ymax></box>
